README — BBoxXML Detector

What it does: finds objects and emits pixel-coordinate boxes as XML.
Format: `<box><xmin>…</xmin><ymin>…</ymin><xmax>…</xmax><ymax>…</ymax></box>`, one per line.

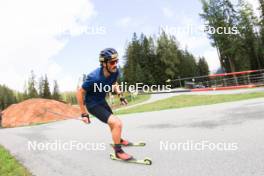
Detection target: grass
<box><xmin>107</xmin><ymin>93</ymin><xmax>151</xmax><ymax>109</ymax></box>
<box><xmin>0</xmin><ymin>145</ymin><xmax>32</xmax><ymax>176</ymax></box>
<box><xmin>116</xmin><ymin>92</ymin><xmax>264</xmax><ymax>115</ymax></box>
<box><xmin>123</xmin><ymin>94</ymin><xmax>151</xmax><ymax>106</ymax></box>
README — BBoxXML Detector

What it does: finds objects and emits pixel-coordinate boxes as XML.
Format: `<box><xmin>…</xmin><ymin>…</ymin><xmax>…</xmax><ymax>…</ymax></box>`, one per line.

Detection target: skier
<box><xmin>76</xmin><ymin>48</ymin><xmax>133</xmax><ymax>160</ymax></box>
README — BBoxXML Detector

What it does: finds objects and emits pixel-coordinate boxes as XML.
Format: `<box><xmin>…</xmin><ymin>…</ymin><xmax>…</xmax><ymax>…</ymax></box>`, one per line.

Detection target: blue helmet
<box><xmin>99</xmin><ymin>48</ymin><xmax>118</xmax><ymax>62</ymax></box>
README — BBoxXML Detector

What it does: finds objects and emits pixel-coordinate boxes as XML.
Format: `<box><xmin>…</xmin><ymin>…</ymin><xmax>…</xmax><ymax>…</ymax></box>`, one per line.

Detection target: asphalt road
<box><xmin>0</xmin><ymin>98</ymin><xmax>264</xmax><ymax>176</ymax></box>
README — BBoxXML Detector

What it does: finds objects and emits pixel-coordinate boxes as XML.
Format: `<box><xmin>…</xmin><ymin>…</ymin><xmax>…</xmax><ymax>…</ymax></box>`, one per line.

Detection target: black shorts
<box><xmin>86</xmin><ymin>101</ymin><xmax>113</xmax><ymax>123</ymax></box>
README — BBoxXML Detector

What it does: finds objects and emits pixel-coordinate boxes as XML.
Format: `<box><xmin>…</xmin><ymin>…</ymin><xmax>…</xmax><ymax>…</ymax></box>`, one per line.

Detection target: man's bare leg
<box><xmin>108</xmin><ymin>115</ymin><xmax>122</xmax><ymax>144</ymax></box>
<box><xmin>107</xmin><ymin>115</ymin><xmax>132</xmax><ymax>160</ymax></box>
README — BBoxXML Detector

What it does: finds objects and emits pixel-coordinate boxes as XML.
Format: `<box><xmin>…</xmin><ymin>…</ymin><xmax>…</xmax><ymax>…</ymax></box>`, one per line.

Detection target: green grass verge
<box><xmin>108</xmin><ymin>94</ymin><xmax>151</xmax><ymax>109</ymax></box>
<box><xmin>0</xmin><ymin>145</ymin><xmax>32</xmax><ymax>176</ymax></box>
<box><xmin>116</xmin><ymin>92</ymin><xmax>264</xmax><ymax>115</ymax></box>
<box><xmin>123</xmin><ymin>94</ymin><xmax>151</xmax><ymax>106</ymax></box>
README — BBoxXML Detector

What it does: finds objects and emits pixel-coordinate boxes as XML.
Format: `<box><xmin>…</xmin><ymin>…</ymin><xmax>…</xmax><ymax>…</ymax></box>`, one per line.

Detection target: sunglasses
<box><xmin>108</xmin><ymin>59</ymin><xmax>119</xmax><ymax>65</ymax></box>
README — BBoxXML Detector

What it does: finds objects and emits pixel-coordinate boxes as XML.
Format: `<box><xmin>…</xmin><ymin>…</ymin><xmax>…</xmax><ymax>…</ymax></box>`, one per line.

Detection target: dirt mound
<box><xmin>1</xmin><ymin>98</ymin><xmax>80</xmax><ymax>128</ymax></box>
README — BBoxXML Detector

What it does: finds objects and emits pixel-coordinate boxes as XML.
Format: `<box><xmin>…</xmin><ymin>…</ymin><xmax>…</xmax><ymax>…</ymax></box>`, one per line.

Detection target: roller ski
<box><xmin>110</xmin><ymin>139</ymin><xmax>146</xmax><ymax>147</ymax></box>
<box><xmin>110</xmin><ymin>153</ymin><xmax>152</xmax><ymax>165</ymax></box>
<box><xmin>110</xmin><ymin>144</ymin><xmax>152</xmax><ymax>165</ymax></box>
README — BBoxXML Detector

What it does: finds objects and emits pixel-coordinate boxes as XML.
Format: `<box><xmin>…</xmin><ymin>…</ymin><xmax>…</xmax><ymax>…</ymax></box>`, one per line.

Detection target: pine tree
<box><xmin>156</xmin><ymin>31</ymin><xmax>180</xmax><ymax>84</ymax></box>
<box><xmin>52</xmin><ymin>80</ymin><xmax>61</xmax><ymax>101</ymax></box>
<box><xmin>237</xmin><ymin>0</ymin><xmax>261</xmax><ymax>70</ymax></box>
<box><xmin>43</xmin><ymin>75</ymin><xmax>51</xmax><ymax>99</ymax></box>
<box><xmin>27</xmin><ymin>70</ymin><xmax>38</xmax><ymax>98</ymax></box>
<box><xmin>259</xmin><ymin>0</ymin><xmax>264</xmax><ymax>67</ymax></box>
<box><xmin>200</xmin><ymin>0</ymin><xmax>239</xmax><ymax>72</ymax></box>
<box><xmin>123</xmin><ymin>32</ymin><xmax>209</xmax><ymax>86</ymax></box>
<box><xmin>38</xmin><ymin>76</ymin><xmax>44</xmax><ymax>98</ymax></box>
<box><xmin>123</xmin><ymin>33</ymin><xmax>141</xmax><ymax>85</ymax></box>
<box><xmin>197</xmin><ymin>57</ymin><xmax>210</xmax><ymax>76</ymax></box>
<box><xmin>0</xmin><ymin>85</ymin><xmax>17</xmax><ymax>110</ymax></box>
<box><xmin>146</xmin><ymin>36</ymin><xmax>157</xmax><ymax>84</ymax></box>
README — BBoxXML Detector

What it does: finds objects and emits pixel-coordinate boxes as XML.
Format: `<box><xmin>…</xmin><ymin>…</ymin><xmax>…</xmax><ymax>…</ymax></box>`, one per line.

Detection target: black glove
<box><xmin>81</xmin><ymin>113</ymin><xmax>91</xmax><ymax>123</ymax></box>
<box><xmin>120</xmin><ymin>96</ymin><xmax>128</xmax><ymax>105</ymax></box>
